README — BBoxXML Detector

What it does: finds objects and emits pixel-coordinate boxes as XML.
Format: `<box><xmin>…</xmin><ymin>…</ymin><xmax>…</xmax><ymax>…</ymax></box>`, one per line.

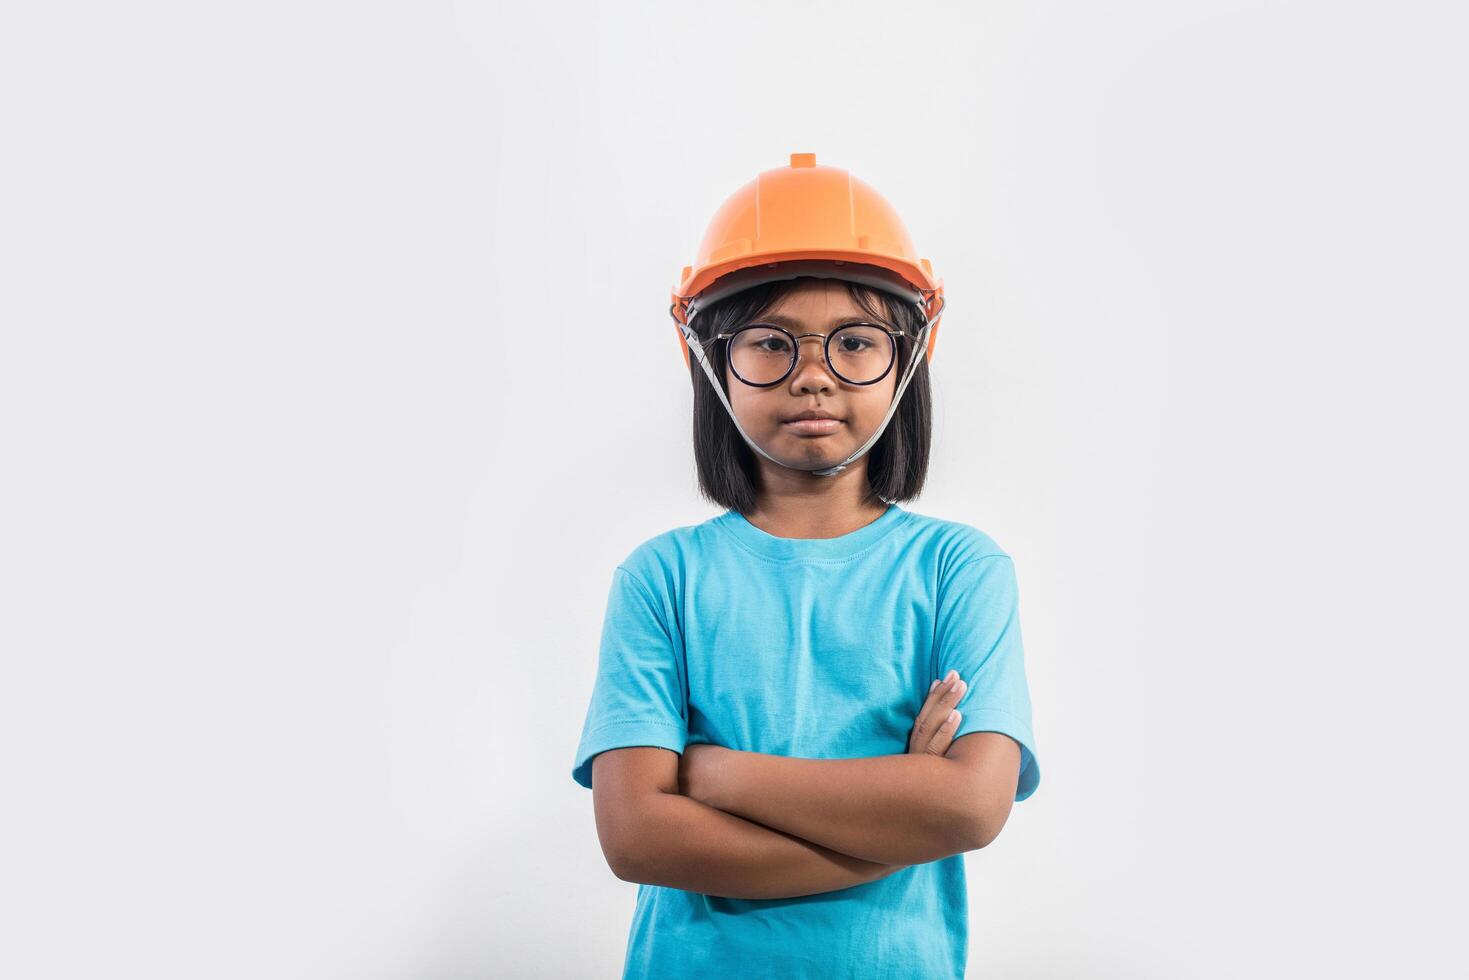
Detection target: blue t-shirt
<box><xmin>571</xmin><ymin>502</ymin><xmax>1040</xmax><ymax>980</ymax></box>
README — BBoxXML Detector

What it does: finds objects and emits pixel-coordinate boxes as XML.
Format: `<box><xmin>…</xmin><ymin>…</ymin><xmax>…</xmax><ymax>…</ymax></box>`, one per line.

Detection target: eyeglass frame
<box><xmin>709</xmin><ymin>321</ymin><xmax>910</xmax><ymax>388</ymax></box>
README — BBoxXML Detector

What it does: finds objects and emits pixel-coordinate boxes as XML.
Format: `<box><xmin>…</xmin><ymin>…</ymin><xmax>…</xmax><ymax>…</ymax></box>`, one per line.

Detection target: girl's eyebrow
<box><xmin>752</xmin><ymin>313</ymin><xmax>890</xmax><ymax>330</ymax></box>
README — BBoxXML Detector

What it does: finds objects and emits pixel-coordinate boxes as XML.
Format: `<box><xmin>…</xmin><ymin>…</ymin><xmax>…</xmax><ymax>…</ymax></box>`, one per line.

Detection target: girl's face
<box><xmin>725</xmin><ymin>279</ymin><xmax>900</xmax><ymax>474</ymax></box>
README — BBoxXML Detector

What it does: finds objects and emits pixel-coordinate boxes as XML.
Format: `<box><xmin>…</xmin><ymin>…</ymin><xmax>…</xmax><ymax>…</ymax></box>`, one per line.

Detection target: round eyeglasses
<box><xmin>712</xmin><ymin>322</ymin><xmax>907</xmax><ymax>387</ymax></box>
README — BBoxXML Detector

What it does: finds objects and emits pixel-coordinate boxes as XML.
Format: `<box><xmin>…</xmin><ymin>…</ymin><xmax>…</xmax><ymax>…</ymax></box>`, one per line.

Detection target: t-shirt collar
<box><xmin>715</xmin><ymin>502</ymin><xmax>907</xmax><ymax>562</ymax></box>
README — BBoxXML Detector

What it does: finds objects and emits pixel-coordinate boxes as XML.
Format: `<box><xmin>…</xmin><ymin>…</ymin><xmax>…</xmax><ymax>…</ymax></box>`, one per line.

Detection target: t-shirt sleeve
<box><xmin>571</xmin><ymin>565</ymin><xmax>689</xmax><ymax>790</ymax></box>
<box><xmin>934</xmin><ymin>553</ymin><xmax>1041</xmax><ymax>802</ymax></box>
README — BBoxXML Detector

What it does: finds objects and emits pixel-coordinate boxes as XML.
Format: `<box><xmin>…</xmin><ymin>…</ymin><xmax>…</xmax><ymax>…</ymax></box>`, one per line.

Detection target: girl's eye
<box><xmin>753</xmin><ymin>337</ymin><xmax>791</xmax><ymax>354</ymax></box>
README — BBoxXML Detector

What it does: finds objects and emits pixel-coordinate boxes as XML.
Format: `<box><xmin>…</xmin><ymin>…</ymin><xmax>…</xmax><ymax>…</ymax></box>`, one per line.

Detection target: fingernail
<box><xmin>930</xmin><ymin>679</ymin><xmax>940</xmax><ymax>692</ymax></box>
<box><xmin>949</xmin><ymin>709</ymin><xmax>960</xmax><ymax>725</ymax></box>
<box><xmin>944</xmin><ymin>669</ymin><xmax>957</xmax><ymax>683</ymax></box>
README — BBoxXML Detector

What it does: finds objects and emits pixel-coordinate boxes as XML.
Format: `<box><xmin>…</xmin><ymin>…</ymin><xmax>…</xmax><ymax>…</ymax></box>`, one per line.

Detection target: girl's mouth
<box><xmin>782</xmin><ymin>418</ymin><xmax>844</xmax><ymax>435</ymax></box>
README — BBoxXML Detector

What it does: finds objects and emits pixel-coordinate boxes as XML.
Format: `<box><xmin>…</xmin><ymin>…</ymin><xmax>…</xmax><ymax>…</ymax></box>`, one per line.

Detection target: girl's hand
<box><xmin>907</xmin><ymin>670</ymin><xmax>966</xmax><ymax>757</ymax></box>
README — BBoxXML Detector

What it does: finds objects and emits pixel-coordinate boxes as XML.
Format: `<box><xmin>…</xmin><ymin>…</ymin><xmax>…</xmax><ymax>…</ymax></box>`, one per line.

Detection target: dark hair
<box><xmin>686</xmin><ymin>275</ymin><xmax>932</xmax><ymax>515</ymax></box>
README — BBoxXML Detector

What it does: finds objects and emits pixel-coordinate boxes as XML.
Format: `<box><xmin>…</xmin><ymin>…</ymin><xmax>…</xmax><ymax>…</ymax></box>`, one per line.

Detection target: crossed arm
<box><xmin>591</xmin><ymin>747</ymin><xmax>904</xmax><ymax>900</ymax></box>
<box><xmin>678</xmin><ymin>737</ymin><xmax>1019</xmax><ymax>865</ymax></box>
<box><xmin>590</xmin><ymin>730</ymin><xmax>1021</xmax><ymax>900</ymax></box>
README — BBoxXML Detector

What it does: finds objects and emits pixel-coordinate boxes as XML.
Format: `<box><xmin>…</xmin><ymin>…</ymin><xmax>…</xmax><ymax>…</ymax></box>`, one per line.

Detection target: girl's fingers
<box><xmin>916</xmin><ymin>675</ymin><xmax>963</xmax><ymax>743</ymax></box>
<box><xmin>924</xmin><ymin>708</ymin><xmax>962</xmax><ymax>757</ymax></box>
<box><xmin>907</xmin><ymin>672</ymin><xmax>967</xmax><ymax>753</ymax></box>
<box><xmin>908</xmin><ymin>675</ymin><xmax>951</xmax><ymax>751</ymax></box>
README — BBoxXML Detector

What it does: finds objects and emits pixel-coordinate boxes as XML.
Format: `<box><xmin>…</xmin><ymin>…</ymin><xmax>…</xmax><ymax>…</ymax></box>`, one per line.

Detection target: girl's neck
<box><xmin>743</xmin><ymin>472</ymin><xmax>889</xmax><ymax>541</ymax></box>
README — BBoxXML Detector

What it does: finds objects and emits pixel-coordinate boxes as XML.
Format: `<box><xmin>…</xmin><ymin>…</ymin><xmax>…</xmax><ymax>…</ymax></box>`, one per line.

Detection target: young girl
<box><xmin>571</xmin><ymin>152</ymin><xmax>1040</xmax><ymax>980</ymax></box>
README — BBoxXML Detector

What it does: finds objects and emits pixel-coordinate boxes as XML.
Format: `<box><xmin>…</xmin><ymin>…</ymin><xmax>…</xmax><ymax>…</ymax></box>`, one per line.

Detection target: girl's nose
<box><xmin>788</xmin><ymin>336</ymin><xmax>837</xmax><ymax>386</ymax></box>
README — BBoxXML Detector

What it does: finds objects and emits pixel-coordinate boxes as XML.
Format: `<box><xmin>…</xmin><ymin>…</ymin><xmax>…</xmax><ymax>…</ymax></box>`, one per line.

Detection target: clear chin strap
<box><xmin>676</xmin><ymin>293</ymin><xmax>944</xmax><ymax>478</ymax></box>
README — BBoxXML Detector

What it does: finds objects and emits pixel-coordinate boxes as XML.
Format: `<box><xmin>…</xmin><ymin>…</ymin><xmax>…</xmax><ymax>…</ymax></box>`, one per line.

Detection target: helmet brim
<box><xmin>685</xmin><ymin>259</ymin><xmax>925</xmax><ymax>322</ymax></box>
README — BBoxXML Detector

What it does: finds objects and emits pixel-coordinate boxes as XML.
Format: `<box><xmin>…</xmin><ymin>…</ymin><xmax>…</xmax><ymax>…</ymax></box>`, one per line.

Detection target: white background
<box><xmin>3</xmin><ymin>1</ymin><xmax>1466</xmax><ymax>977</ymax></box>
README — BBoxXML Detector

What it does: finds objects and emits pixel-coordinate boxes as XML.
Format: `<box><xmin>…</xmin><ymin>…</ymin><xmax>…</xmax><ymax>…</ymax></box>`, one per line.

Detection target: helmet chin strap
<box><xmin>677</xmin><ymin>296</ymin><xmax>943</xmax><ymax>479</ymax></box>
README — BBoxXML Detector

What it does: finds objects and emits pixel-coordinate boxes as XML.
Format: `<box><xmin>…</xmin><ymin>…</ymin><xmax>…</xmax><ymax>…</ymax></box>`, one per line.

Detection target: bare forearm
<box><xmin>617</xmin><ymin>790</ymin><xmax>907</xmax><ymax>900</ymax></box>
<box><xmin>699</xmin><ymin>749</ymin><xmax>978</xmax><ymax>866</ymax></box>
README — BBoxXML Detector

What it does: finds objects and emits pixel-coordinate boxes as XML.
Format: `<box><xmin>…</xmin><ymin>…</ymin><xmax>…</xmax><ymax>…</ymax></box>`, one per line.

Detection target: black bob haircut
<box><xmin>685</xmin><ymin>275</ymin><xmax>932</xmax><ymax>516</ymax></box>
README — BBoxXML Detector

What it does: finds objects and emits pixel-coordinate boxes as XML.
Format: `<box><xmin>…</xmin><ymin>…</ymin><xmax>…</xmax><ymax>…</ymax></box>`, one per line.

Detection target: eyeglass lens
<box><xmin>729</xmin><ymin>325</ymin><xmax>894</xmax><ymax>385</ymax></box>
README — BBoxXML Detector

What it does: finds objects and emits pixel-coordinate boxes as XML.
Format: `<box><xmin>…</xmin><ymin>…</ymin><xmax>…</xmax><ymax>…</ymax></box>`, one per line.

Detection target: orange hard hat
<box><xmin>669</xmin><ymin>152</ymin><xmax>945</xmax><ymax>372</ymax></box>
